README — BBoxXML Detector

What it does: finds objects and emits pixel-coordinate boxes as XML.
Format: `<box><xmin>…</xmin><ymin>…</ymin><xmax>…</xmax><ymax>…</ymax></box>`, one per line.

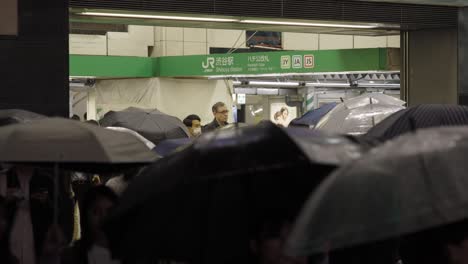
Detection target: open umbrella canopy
<box><xmin>0</xmin><ymin>109</ymin><xmax>45</xmax><ymax>125</ymax></box>
<box><xmin>364</xmin><ymin>104</ymin><xmax>468</xmax><ymax>142</ymax></box>
<box><xmin>287</xmin><ymin>126</ymin><xmax>468</xmax><ymax>257</ymax></box>
<box><xmin>343</xmin><ymin>93</ymin><xmax>405</xmax><ymax>109</ymax></box>
<box><xmin>99</xmin><ymin>107</ymin><xmax>190</xmax><ymax>144</ymax></box>
<box><xmin>106</xmin><ymin>126</ymin><xmax>156</xmax><ymax>150</ymax></box>
<box><xmin>316</xmin><ymin>102</ymin><xmax>405</xmax><ymax>135</ymax></box>
<box><xmin>289</xmin><ymin>103</ymin><xmax>337</xmax><ymax>128</ymax></box>
<box><xmin>0</xmin><ymin>118</ymin><xmax>158</xmax><ymax>171</ymax></box>
<box><xmin>105</xmin><ymin>122</ymin><xmax>364</xmax><ymax>263</ymax></box>
<box><xmin>153</xmin><ymin>137</ymin><xmax>193</xmax><ymax>157</ymax></box>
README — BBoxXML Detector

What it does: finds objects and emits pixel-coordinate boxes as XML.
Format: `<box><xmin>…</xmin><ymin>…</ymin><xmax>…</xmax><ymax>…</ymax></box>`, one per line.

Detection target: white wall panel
<box><xmin>183</xmin><ymin>42</ymin><xmax>208</xmax><ymax>55</ymax></box>
<box><xmin>69</xmin><ymin>34</ymin><xmax>107</xmax><ymax>55</ymax></box>
<box><xmin>183</xmin><ymin>28</ymin><xmax>207</xmax><ymax>42</ymax></box>
<box><xmin>208</xmin><ymin>29</ymin><xmax>245</xmax><ymax>48</ymax></box>
<box><xmin>354</xmin><ymin>36</ymin><xmax>387</xmax><ymax>48</ymax></box>
<box><xmin>387</xmin><ymin>35</ymin><xmax>401</xmax><ymax>48</ymax></box>
<box><xmin>164</xmin><ymin>27</ymin><xmax>184</xmax><ymax>41</ymax></box>
<box><xmin>164</xmin><ymin>41</ymin><xmax>184</xmax><ymax>56</ymax></box>
<box><xmin>319</xmin><ymin>34</ymin><xmax>354</xmax><ymax>50</ymax></box>
<box><xmin>283</xmin><ymin>32</ymin><xmax>319</xmax><ymax>50</ymax></box>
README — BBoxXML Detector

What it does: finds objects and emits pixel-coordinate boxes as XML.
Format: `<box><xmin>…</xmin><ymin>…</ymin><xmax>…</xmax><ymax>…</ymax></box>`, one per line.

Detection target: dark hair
<box><xmin>78</xmin><ymin>186</ymin><xmax>118</xmax><ymax>256</ymax></box>
<box><xmin>401</xmin><ymin>219</ymin><xmax>468</xmax><ymax>264</ymax></box>
<box><xmin>274</xmin><ymin>111</ymin><xmax>282</xmax><ymax>121</ymax></box>
<box><xmin>183</xmin><ymin>114</ymin><xmax>201</xmax><ymax>127</ymax></box>
<box><xmin>85</xmin><ymin>119</ymin><xmax>100</xmax><ymax>126</ymax></box>
<box><xmin>71</xmin><ymin>115</ymin><xmax>80</xmax><ymax>121</ymax></box>
<box><xmin>280</xmin><ymin>107</ymin><xmax>289</xmax><ymax>114</ymax></box>
<box><xmin>212</xmin><ymin>102</ymin><xmax>226</xmax><ymax>113</ymax></box>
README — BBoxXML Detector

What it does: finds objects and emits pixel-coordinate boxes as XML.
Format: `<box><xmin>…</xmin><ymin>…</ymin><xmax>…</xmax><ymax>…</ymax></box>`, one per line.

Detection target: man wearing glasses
<box><xmin>203</xmin><ymin>102</ymin><xmax>229</xmax><ymax>132</ymax></box>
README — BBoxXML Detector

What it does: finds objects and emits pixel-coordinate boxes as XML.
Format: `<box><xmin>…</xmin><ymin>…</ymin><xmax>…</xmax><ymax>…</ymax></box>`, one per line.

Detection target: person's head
<box><xmin>71</xmin><ymin>114</ymin><xmax>80</xmax><ymax>121</ymax></box>
<box><xmin>274</xmin><ymin>112</ymin><xmax>282</xmax><ymax>121</ymax></box>
<box><xmin>81</xmin><ymin>186</ymin><xmax>118</xmax><ymax>246</ymax></box>
<box><xmin>401</xmin><ymin>219</ymin><xmax>468</xmax><ymax>264</ymax></box>
<box><xmin>85</xmin><ymin>119</ymin><xmax>100</xmax><ymax>126</ymax></box>
<box><xmin>280</xmin><ymin>107</ymin><xmax>289</xmax><ymax>120</ymax></box>
<box><xmin>250</xmin><ymin>212</ymin><xmax>307</xmax><ymax>264</ymax></box>
<box><xmin>183</xmin><ymin>114</ymin><xmax>202</xmax><ymax>137</ymax></box>
<box><xmin>212</xmin><ymin>102</ymin><xmax>229</xmax><ymax>124</ymax></box>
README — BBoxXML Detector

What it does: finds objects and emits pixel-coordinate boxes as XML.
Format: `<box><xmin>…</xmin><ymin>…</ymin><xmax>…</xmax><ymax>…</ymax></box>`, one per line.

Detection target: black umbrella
<box><xmin>0</xmin><ymin>109</ymin><xmax>45</xmax><ymax>125</ymax></box>
<box><xmin>105</xmin><ymin>122</ymin><xmax>364</xmax><ymax>264</ymax></box>
<box><xmin>364</xmin><ymin>104</ymin><xmax>468</xmax><ymax>142</ymax></box>
<box><xmin>286</xmin><ymin>126</ymin><xmax>468</xmax><ymax>257</ymax></box>
<box><xmin>99</xmin><ymin>107</ymin><xmax>190</xmax><ymax>144</ymax></box>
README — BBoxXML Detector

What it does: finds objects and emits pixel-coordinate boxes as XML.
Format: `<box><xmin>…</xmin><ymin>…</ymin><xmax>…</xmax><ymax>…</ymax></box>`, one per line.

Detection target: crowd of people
<box><xmin>0</xmin><ymin>165</ymin><xmax>133</xmax><ymax>264</ymax></box>
<box><xmin>0</xmin><ymin>166</ymin><xmax>306</xmax><ymax>264</ymax></box>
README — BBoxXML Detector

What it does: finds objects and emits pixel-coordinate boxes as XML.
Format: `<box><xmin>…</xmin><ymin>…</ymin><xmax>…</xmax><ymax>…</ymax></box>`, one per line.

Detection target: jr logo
<box><xmin>202</xmin><ymin>57</ymin><xmax>215</xmax><ymax>69</ymax></box>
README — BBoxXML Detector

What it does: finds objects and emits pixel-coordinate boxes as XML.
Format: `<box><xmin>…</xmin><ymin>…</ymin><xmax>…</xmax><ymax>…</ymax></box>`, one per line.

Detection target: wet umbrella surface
<box><xmin>100</xmin><ymin>107</ymin><xmax>190</xmax><ymax>144</ymax></box>
<box><xmin>105</xmin><ymin>123</ymin><xmax>364</xmax><ymax>264</ymax></box>
<box><xmin>315</xmin><ymin>94</ymin><xmax>405</xmax><ymax>135</ymax></box>
<box><xmin>364</xmin><ymin>104</ymin><xmax>468</xmax><ymax>142</ymax></box>
<box><xmin>287</xmin><ymin>126</ymin><xmax>468</xmax><ymax>257</ymax></box>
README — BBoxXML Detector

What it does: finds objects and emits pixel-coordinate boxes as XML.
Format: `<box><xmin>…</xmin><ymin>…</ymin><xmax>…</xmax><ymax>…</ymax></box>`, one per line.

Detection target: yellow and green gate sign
<box><xmin>70</xmin><ymin>48</ymin><xmax>399</xmax><ymax>78</ymax></box>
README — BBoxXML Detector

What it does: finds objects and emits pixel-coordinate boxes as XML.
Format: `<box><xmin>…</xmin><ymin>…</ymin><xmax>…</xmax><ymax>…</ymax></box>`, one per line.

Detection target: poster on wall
<box><xmin>270</xmin><ymin>103</ymin><xmax>297</xmax><ymax>127</ymax></box>
<box><xmin>0</xmin><ymin>0</ymin><xmax>18</xmax><ymax>36</ymax></box>
<box><xmin>246</xmin><ymin>31</ymin><xmax>282</xmax><ymax>49</ymax></box>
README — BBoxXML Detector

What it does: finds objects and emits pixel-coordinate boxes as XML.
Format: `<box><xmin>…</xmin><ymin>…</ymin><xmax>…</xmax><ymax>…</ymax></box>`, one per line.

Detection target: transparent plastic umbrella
<box><xmin>344</xmin><ymin>93</ymin><xmax>405</xmax><ymax>109</ymax></box>
<box><xmin>316</xmin><ymin>103</ymin><xmax>405</xmax><ymax>135</ymax></box>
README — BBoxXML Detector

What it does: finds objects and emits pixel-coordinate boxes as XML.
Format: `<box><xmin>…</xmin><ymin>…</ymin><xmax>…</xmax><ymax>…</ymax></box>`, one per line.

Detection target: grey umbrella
<box><xmin>0</xmin><ymin>109</ymin><xmax>45</xmax><ymax>125</ymax></box>
<box><xmin>0</xmin><ymin>117</ymin><xmax>157</xmax><ymax>165</ymax></box>
<box><xmin>99</xmin><ymin>107</ymin><xmax>190</xmax><ymax>144</ymax></box>
<box><xmin>0</xmin><ymin>117</ymin><xmax>158</xmax><ymax>223</ymax></box>
<box><xmin>286</xmin><ymin>126</ymin><xmax>468</xmax><ymax>256</ymax></box>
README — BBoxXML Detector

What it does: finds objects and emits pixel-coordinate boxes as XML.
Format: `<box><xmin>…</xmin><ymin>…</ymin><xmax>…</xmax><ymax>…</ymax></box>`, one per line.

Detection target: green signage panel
<box><xmin>70</xmin><ymin>48</ymin><xmax>398</xmax><ymax>78</ymax></box>
<box><xmin>70</xmin><ymin>55</ymin><xmax>154</xmax><ymax>78</ymax></box>
<box><xmin>156</xmin><ymin>48</ymin><xmax>392</xmax><ymax>77</ymax></box>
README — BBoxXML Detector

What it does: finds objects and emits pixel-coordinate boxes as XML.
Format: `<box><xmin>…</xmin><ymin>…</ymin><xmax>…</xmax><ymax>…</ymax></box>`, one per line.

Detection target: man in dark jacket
<box><xmin>203</xmin><ymin>102</ymin><xmax>229</xmax><ymax>132</ymax></box>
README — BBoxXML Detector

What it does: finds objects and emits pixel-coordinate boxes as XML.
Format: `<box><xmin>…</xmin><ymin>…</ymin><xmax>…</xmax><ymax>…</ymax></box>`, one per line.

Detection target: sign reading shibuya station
<box><xmin>70</xmin><ymin>48</ymin><xmax>399</xmax><ymax>78</ymax></box>
<box><xmin>156</xmin><ymin>48</ymin><xmax>393</xmax><ymax>77</ymax></box>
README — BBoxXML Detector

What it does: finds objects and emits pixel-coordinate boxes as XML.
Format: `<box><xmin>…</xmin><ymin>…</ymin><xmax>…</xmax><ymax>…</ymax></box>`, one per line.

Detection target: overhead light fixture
<box><xmin>78</xmin><ymin>12</ymin><xmax>239</xmax><ymax>23</ymax></box>
<box><xmin>305</xmin><ymin>83</ymin><xmax>351</xmax><ymax>87</ymax></box>
<box><xmin>240</xmin><ymin>20</ymin><xmax>378</xmax><ymax>29</ymax></box>
<box><xmin>233</xmin><ymin>80</ymin><xmax>301</xmax><ymax>87</ymax></box>
<box><xmin>76</xmin><ymin>11</ymin><xmax>390</xmax><ymax>29</ymax></box>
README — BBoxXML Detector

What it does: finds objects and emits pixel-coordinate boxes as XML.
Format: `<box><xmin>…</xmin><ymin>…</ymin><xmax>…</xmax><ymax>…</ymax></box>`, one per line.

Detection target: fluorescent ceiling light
<box><xmin>240</xmin><ymin>19</ymin><xmax>378</xmax><ymax>29</ymax></box>
<box><xmin>77</xmin><ymin>12</ymin><xmax>386</xmax><ymax>29</ymax></box>
<box><xmin>79</xmin><ymin>12</ymin><xmax>238</xmax><ymax>22</ymax></box>
<box><xmin>248</xmin><ymin>81</ymin><xmax>301</xmax><ymax>87</ymax></box>
<box><xmin>306</xmin><ymin>83</ymin><xmax>351</xmax><ymax>87</ymax></box>
<box><xmin>69</xmin><ymin>76</ymin><xmax>97</xmax><ymax>79</ymax></box>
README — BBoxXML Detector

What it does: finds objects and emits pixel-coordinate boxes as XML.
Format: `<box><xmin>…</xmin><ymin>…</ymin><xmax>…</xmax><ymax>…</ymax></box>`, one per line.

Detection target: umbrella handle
<box><xmin>53</xmin><ymin>163</ymin><xmax>59</xmax><ymax>225</ymax></box>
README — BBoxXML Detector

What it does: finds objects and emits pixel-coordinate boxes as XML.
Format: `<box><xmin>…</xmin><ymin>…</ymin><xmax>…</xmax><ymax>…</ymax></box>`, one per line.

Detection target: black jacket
<box><xmin>203</xmin><ymin>118</ymin><xmax>228</xmax><ymax>132</ymax></box>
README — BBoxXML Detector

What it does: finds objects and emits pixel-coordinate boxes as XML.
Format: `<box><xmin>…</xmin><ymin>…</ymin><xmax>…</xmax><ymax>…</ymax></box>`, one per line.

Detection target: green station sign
<box><xmin>70</xmin><ymin>48</ymin><xmax>399</xmax><ymax>78</ymax></box>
